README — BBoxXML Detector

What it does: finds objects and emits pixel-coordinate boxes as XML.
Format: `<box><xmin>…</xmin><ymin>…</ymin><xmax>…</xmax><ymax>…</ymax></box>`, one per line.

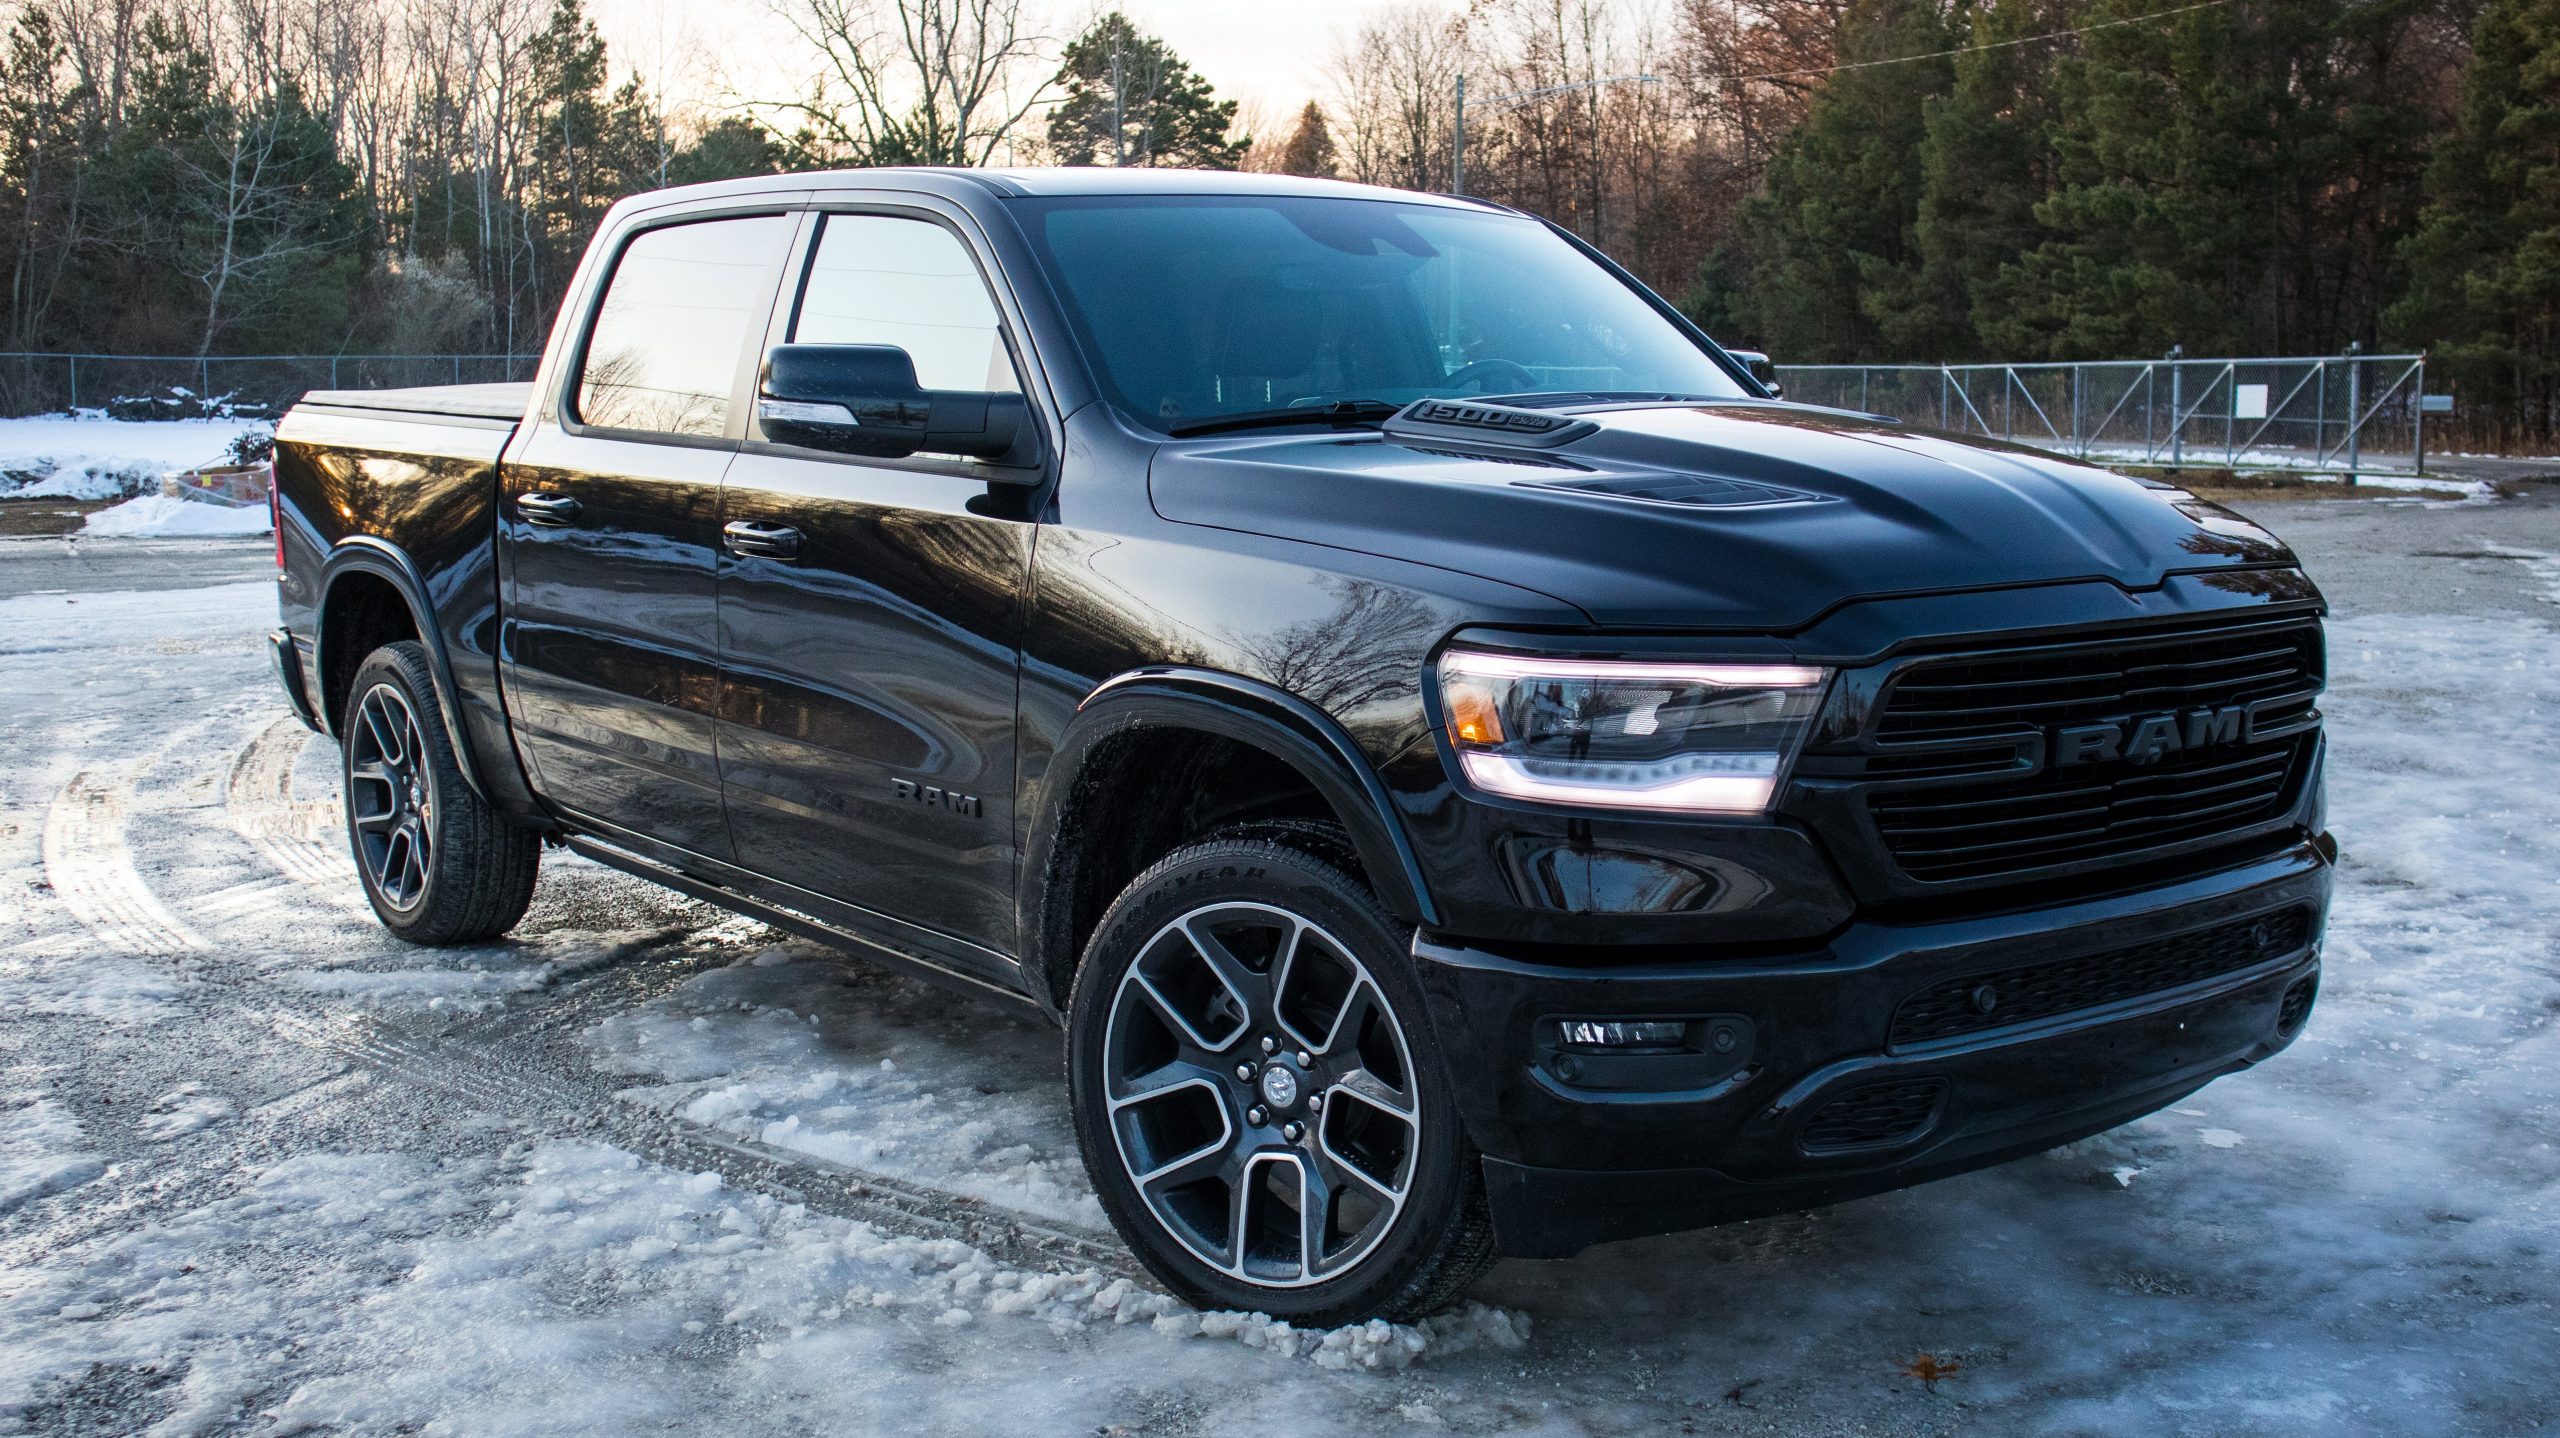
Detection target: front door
<box><xmin>500</xmin><ymin>211</ymin><xmax>795</xmax><ymax>860</ymax></box>
<box><xmin>717</xmin><ymin>210</ymin><xmax>1038</xmax><ymax>958</ymax></box>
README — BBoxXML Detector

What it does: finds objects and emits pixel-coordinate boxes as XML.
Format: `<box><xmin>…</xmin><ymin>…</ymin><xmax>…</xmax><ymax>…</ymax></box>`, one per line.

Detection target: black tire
<box><xmin>341</xmin><ymin>641</ymin><xmax>539</xmax><ymax>945</ymax></box>
<box><xmin>1067</xmin><ymin>833</ymin><xmax>1496</xmax><ymax>1325</ymax></box>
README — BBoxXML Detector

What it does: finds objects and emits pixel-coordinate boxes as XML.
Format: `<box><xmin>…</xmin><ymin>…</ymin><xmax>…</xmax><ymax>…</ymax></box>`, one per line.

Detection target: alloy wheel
<box><xmin>347</xmin><ymin>682</ymin><xmax>434</xmax><ymax>911</ymax></box>
<box><xmin>1100</xmin><ymin>901</ymin><xmax>1423</xmax><ymax>1287</ymax></box>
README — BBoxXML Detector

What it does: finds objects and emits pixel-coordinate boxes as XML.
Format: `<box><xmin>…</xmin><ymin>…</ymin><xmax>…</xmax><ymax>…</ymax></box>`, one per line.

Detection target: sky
<box><xmin>585</xmin><ymin>0</ymin><xmax>1450</xmax><ymax>138</ymax></box>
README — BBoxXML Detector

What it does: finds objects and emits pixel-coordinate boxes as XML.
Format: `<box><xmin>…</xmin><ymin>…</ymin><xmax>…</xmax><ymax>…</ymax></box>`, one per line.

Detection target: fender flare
<box><xmin>315</xmin><ymin>537</ymin><xmax>490</xmax><ymax>803</ymax></box>
<box><xmin>1022</xmin><ymin>666</ymin><xmax>1442</xmax><ymax>1001</ymax></box>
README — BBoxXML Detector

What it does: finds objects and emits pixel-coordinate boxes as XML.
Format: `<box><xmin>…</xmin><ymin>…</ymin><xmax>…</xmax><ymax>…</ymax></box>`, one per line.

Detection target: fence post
<box><xmin>2166</xmin><ymin>346</ymin><xmax>2184</xmax><ymax>469</ymax></box>
<box><xmin>452</xmin><ymin>355</ymin><xmax>461</xmax><ymax>385</ymax></box>
<box><xmin>2071</xmin><ymin>364</ymin><xmax>2083</xmax><ymax>457</ymax></box>
<box><xmin>66</xmin><ymin>354</ymin><xmax>77</xmax><ymax>411</ymax></box>
<box><xmin>2413</xmin><ymin>357</ymin><xmax>2427</xmax><ymax>476</ymax></box>
<box><xmin>2343</xmin><ymin>343</ymin><xmax>2361</xmax><ymax>484</ymax></box>
<box><xmin>1940</xmin><ymin>368</ymin><xmax>1950</xmax><ymax>430</ymax></box>
<box><xmin>331</xmin><ymin>356</ymin><xmax>340</xmax><ymax>389</ymax></box>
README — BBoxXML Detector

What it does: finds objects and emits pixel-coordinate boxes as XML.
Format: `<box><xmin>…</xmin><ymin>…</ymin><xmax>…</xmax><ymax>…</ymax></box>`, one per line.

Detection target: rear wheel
<box><xmin>1067</xmin><ymin>834</ymin><xmax>1495</xmax><ymax>1325</ymax></box>
<box><xmin>342</xmin><ymin>641</ymin><xmax>539</xmax><ymax>945</ymax></box>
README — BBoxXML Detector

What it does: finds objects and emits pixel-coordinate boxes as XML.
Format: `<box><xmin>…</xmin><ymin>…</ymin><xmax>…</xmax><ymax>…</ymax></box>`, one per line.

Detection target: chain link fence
<box><xmin>1775</xmin><ymin>354</ymin><xmax>2432</xmax><ymax>476</ymax></box>
<box><xmin>0</xmin><ymin>352</ymin><xmax>541</xmax><ymax>419</ymax></box>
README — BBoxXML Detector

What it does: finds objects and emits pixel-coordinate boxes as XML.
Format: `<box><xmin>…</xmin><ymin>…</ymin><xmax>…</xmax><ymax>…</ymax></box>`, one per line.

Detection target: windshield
<box><xmin>1016</xmin><ymin>195</ymin><xmax>1749</xmax><ymax>432</ymax></box>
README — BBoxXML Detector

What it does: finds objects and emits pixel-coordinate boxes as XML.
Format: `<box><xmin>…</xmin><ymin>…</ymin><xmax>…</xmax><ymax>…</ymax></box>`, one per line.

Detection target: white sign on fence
<box><xmin>2234</xmin><ymin>383</ymin><xmax>2270</xmax><ymax>420</ymax></box>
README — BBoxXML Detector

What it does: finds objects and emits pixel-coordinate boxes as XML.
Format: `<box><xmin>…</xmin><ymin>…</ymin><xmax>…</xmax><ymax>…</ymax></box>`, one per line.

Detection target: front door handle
<box><xmin>516</xmin><ymin>492</ymin><xmax>582</xmax><ymax>526</ymax></box>
<box><xmin>724</xmin><ymin>520</ymin><xmax>803</xmax><ymax>561</ymax></box>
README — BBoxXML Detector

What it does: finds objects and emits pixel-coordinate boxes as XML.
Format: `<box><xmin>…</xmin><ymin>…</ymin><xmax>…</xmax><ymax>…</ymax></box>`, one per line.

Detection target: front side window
<box><xmin>1018</xmin><ymin>195</ymin><xmax>1746</xmax><ymax>431</ymax></box>
<box><xmin>792</xmin><ymin>214</ymin><xmax>1020</xmax><ymax>393</ymax></box>
<box><xmin>576</xmin><ymin>214</ymin><xmax>792</xmax><ymax>437</ymax></box>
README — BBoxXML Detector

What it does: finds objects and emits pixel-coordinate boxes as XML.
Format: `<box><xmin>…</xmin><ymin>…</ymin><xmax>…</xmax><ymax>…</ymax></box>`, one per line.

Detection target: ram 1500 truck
<box><xmin>269</xmin><ymin>168</ymin><xmax>2330</xmax><ymax>1325</ymax></box>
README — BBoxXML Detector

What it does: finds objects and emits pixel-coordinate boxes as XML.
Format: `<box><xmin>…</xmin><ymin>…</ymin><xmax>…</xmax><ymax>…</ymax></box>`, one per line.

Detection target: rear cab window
<box><xmin>576</xmin><ymin>214</ymin><xmax>794</xmax><ymax>437</ymax></box>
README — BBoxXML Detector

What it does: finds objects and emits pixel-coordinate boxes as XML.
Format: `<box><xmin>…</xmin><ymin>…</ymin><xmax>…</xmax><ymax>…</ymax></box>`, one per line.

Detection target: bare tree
<box><xmin>758</xmin><ymin>0</ymin><xmax>1053</xmax><ymax>165</ymax></box>
<box><xmin>1326</xmin><ymin>5</ymin><xmax>1465</xmax><ymax>191</ymax></box>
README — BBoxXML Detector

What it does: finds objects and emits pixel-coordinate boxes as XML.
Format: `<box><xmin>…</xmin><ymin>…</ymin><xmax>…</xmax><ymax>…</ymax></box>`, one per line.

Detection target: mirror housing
<box><xmin>758</xmin><ymin>344</ymin><xmax>1030</xmax><ymax>465</ymax></box>
<box><xmin>1727</xmin><ymin>349</ymin><xmax>1783</xmax><ymax>400</ymax></box>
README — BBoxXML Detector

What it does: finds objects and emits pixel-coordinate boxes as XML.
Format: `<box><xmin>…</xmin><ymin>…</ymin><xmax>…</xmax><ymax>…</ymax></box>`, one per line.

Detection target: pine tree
<box><xmin>1046</xmin><ymin>12</ymin><xmax>1246</xmax><ymax>169</ymax></box>
<box><xmin>2390</xmin><ymin>0</ymin><xmax>2560</xmax><ymax>441</ymax></box>
<box><xmin>1705</xmin><ymin>0</ymin><xmax>1960</xmax><ymax>363</ymax></box>
<box><xmin>1277</xmin><ymin>102</ymin><xmax>1339</xmax><ymax>178</ymax></box>
<box><xmin>1891</xmin><ymin>0</ymin><xmax>2062</xmax><ymax>360</ymax></box>
<box><xmin>1982</xmin><ymin>0</ymin><xmax>2437</xmax><ymax>359</ymax></box>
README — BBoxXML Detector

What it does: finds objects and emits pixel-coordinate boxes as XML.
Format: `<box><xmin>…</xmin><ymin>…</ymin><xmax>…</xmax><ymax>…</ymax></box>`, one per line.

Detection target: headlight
<box><xmin>1436</xmin><ymin>649</ymin><xmax>1831</xmax><ymax>813</ymax></box>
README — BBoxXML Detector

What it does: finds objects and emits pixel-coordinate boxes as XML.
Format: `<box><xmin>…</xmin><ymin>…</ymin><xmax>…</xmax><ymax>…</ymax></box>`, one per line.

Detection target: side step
<box><xmin>560</xmin><ymin>834</ymin><xmax>1050</xmax><ymax>1021</ymax></box>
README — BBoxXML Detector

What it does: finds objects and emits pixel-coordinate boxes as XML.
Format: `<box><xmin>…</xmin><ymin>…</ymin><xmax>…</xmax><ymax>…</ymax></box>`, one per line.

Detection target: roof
<box><xmin>618</xmin><ymin>165</ymin><xmax>1503</xmax><ymax>213</ymax></box>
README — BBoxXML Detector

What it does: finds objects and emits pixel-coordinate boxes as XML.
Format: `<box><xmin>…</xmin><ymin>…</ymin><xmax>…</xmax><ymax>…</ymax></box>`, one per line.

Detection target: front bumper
<box><xmin>1410</xmin><ymin>837</ymin><xmax>2331</xmax><ymax>1258</ymax></box>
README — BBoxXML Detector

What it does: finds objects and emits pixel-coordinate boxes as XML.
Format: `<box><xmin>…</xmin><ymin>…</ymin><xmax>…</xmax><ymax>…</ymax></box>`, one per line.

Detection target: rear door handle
<box><xmin>516</xmin><ymin>492</ymin><xmax>582</xmax><ymax>526</ymax></box>
<box><xmin>723</xmin><ymin>520</ymin><xmax>803</xmax><ymax>560</ymax></box>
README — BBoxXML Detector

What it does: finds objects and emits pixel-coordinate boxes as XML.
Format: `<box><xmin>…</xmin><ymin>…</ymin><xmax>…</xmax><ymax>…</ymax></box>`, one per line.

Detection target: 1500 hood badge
<box><xmin>2053</xmin><ymin>705</ymin><xmax>2249</xmax><ymax>767</ymax></box>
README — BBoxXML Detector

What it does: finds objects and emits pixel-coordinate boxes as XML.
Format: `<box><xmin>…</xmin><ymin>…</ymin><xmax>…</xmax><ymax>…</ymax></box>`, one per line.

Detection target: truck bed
<box><xmin>292</xmin><ymin>382</ymin><xmax>532</xmax><ymax>423</ymax></box>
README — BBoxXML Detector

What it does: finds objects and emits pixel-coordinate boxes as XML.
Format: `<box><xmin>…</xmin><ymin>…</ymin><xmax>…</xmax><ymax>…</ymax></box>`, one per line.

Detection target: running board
<box><xmin>560</xmin><ymin>834</ymin><xmax>1050</xmax><ymax>1021</ymax></box>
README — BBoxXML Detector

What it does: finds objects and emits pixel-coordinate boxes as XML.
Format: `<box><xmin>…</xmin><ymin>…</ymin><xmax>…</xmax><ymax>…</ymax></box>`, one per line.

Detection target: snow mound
<box><xmin>0</xmin><ymin>415</ymin><xmax>269</xmax><ymax>500</ymax></box>
<box><xmin>81</xmin><ymin>492</ymin><xmax>271</xmax><ymax>538</ymax></box>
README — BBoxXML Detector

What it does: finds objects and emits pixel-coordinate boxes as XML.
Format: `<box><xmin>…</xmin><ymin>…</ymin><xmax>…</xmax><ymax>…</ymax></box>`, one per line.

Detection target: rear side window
<box><xmin>792</xmin><ymin>215</ymin><xmax>1020</xmax><ymax>393</ymax></box>
<box><xmin>577</xmin><ymin>215</ymin><xmax>792</xmax><ymax>437</ymax></box>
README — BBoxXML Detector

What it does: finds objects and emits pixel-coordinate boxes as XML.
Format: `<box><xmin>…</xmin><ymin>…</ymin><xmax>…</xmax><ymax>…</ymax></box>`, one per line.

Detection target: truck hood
<box><xmin>1147</xmin><ymin>400</ymin><xmax>2297</xmax><ymax>630</ymax></box>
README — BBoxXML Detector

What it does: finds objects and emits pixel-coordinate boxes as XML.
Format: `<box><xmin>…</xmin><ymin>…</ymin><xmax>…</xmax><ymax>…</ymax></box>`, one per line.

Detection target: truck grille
<box><xmin>1862</xmin><ymin>618</ymin><xmax>2320</xmax><ymax>884</ymax></box>
<box><xmin>1874</xmin><ymin>617</ymin><xmax>2321</xmax><ymax>742</ymax></box>
<box><xmin>1888</xmin><ymin>907</ymin><xmax>2315</xmax><ymax>1050</ymax></box>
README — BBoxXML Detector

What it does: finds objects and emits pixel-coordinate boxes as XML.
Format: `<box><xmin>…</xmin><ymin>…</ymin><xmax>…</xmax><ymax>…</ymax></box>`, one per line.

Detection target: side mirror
<box><xmin>1727</xmin><ymin>349</ymin><xmax>1783</xmax><ymax>400</ymax></box>
<box><xmin>757</xmin><ymin>344</ymin><xmax>1030</xmax><ymax>465</ymax></box>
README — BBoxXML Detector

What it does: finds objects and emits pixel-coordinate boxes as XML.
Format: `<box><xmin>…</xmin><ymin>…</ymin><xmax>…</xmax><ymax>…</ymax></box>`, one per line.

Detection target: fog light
<box><xmin>1557</xmin><ymin>1020</ymin><xmax>1688</xmax><ymax>1048</ymax></box>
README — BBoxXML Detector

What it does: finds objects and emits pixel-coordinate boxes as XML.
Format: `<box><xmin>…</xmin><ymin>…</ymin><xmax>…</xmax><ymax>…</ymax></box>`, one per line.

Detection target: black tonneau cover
<box><xmin>295</xmin><ymin>382</ymin><xmax>531</xmax><ymax>423</ymax></box>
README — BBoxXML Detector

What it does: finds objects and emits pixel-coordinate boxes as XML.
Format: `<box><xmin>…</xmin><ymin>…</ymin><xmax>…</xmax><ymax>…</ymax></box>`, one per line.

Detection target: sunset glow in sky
<box><xmin>586</xmin><ymin>0</ymin><xmax>1457</xmax><ymax>135</ymax></box>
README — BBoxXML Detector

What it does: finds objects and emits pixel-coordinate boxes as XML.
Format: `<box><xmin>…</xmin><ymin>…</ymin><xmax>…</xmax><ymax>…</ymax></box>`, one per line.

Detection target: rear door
<box><xmin>499</xmin><ymin>210</ymin><xmax>795</xmax><ymax>860</ymax></box>
<box><xmin>715</xmin><ymin>206</ymin><xmax>1041</xmax><ymax>962</ymax></box>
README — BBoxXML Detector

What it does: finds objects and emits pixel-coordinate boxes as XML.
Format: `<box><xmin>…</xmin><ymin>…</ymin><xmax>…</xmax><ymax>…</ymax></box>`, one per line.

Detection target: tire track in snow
<box><xmin>41</xmin><ymin>770</ymin><xmax>204</xmax><ymax>956</ymax></box>
<box><xmin>224</xmin><ymin>715</ymin><xmax>359</xmax><ymax>903</ymax></box>
<box><xmin>268</xmin><ymin>1007</ymin><xmax>1138</xmax><ymax>1279</ymax></box>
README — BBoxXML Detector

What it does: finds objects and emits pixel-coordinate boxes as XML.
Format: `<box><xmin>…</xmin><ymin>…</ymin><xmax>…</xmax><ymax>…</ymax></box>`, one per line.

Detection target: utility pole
<box><xmin>1452</xmin><ymin>74</ymin><xmax>1465</xmax><ymax>194</ymax></box>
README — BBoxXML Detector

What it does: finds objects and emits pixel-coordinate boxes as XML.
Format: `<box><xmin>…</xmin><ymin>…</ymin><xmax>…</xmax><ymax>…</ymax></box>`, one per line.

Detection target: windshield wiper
<box><xmin>1165</xmin><ymin>399</ymin><xmax>1402</xmax><ymax>438</ymax></box>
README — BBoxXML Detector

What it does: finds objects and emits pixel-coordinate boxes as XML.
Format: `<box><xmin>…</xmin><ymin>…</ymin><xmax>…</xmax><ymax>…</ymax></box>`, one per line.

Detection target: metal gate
<box><xmin>1774</xmin><ymin>353</ymin><xmax>2430</xmax><ymax>476</ymax></box>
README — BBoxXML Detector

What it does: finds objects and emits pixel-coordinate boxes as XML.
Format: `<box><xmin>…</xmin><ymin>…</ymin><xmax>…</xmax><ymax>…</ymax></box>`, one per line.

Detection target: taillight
<box><xmin>267</xmin><ymin>463</ymin><xmax>283</xmax><ymax>568</ymax></box>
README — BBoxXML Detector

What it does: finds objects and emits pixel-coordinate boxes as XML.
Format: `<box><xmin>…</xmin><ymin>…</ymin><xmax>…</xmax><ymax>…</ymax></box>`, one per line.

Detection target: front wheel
<box><xmin>1066</xmin><ymin>834</ymin><xmax>1495</xmax><ymax>1325</ymax></box>
<box><xmin>341</xmin><ymin>641</ymin><xmax>539</xmax><ymax>945</ymax></box>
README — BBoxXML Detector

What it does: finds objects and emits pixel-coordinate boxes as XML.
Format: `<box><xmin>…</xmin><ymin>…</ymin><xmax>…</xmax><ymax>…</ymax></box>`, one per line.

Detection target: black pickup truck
<box><xmin>269</xmin><ymin>168</ymin><xmax>2330</xmax><ymax>1325</ymax></box>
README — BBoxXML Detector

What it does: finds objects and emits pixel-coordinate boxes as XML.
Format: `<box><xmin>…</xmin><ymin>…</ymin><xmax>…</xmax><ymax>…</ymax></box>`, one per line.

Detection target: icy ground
<box><xmin>2</xmin><ymin>497</ymin><xmax>2558</xmax><ymax>1435</ymax></box>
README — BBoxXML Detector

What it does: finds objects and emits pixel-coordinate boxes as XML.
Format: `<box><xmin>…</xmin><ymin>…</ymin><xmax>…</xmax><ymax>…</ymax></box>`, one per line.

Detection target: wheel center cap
<box><xmin>1257</xmin><ymin>1063</ymin><xmax>1300</xmax><ymax>1111</ymax></box>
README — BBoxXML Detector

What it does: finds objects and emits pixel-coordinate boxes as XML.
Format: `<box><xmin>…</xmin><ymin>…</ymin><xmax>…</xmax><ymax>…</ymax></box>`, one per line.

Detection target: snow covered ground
<box><xmin>0</xmin><ymin>416</ymin><xmax>268</xmax><ymax>501</ymax></box>
<box><xmin>1</xmin><ymin>497</ymin><xmax>2557</xmax><ymax>1435</ymax></box>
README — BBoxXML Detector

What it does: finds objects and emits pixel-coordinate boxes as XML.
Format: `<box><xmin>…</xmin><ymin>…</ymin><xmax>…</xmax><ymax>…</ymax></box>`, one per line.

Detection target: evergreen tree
<box><xmin>668</xmin><ymin>117</ymin><xmax>793</xmax><ymax>186</ymax></box>
<box><xmin>2390</xmin><ymin>0</ymin><xmax>2560</xmax><ymax>441</ymax></box>
<box><xmin>1704</xmin><ymin>0</ymin><xmax>1960</xmax><ymax>362</ymax></box>
<box><xmin>1046</xmin><ymin>12</ymin><xmax>1246</xmax><ymax>169</ymax></box>
<box><xmin>1982</xmin><ymin>0</ymin><xmax>2437</xmax><ymax>359</ymax></box>
<box><xmin>1277</xmin><ymin>101</ymin><xmax>1339</xmax><ymax>178</ymax></box>
<box><xmin>1892</xmin><ymin>0</ymin><xmax>2062</xmax><ymax>360</ymax></box>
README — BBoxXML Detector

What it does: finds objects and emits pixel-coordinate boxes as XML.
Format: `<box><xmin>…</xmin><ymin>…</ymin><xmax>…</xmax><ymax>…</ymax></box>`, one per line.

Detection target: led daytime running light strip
<box><xmin>1440</xmin><ymin>651</ymin><xmax>1827</xmax><ymax>688</ymax></box>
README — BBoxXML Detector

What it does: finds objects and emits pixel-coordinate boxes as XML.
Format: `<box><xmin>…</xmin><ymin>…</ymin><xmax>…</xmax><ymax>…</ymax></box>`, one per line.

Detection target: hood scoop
<box><xmin>1383</xmin><ymin>397</ymin><xmax>1597</xmax><ymax>451</ymax></box>
<box><xmin>1520</xmin><ymin>471</ymin><xmax>1834</xmax><ymax>510</ymax></box>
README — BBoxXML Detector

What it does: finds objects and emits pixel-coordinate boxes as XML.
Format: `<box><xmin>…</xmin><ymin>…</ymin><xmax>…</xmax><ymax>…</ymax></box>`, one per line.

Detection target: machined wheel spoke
<box><xmin>1136</xmin><ymin>1129</ymin><xmax>1234</xmax><ymax>1193</ymax></box>
<box><xmin>359</xmin><ymin>698</ymin><xmax>405</xmax><ymax>769</ymax></box>
<box><xmin>1180</xmin><ymin>916</ymin><xmax>1275</xmax><ymax>1027</ymax></box>
<box><xmin>1108</xmin><ymin>1060</ymin><xmax>1221</xmax><ymax>1112</ymax></box>
<box><xmin>1331</xmin><ymin>1062</ymin><xmax>1418</xmax><ymax>1120</ymax></box>
<box><xmin>1128</xmin><ymin>971</ymin><xmax>1241</xmax><ymax>1053</ymax></box>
